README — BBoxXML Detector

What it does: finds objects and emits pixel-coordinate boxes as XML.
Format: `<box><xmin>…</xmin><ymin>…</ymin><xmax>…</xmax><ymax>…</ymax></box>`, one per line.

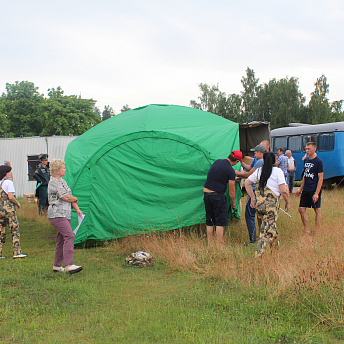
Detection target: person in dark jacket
<box><xmin>33</xmin><ymin>154</ymin><xmax>50</xmax><ymax>215</ymax></box>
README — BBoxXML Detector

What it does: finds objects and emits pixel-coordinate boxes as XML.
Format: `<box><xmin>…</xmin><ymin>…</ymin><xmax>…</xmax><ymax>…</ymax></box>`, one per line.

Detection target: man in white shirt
<box><xmin>286</xmin><ymin>150</ymin><xmax>296</xmax><ymax>194</ymax></box>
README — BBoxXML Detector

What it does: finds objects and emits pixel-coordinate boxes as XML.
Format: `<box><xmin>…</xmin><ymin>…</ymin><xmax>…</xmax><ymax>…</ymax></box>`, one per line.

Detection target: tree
<box><xmin>257</xmin><ymin>77</ymin><xmax>306</xmax><ymax>129</ymax></box>
<box><xmin>102</xmin><ymin>105</ymin><xmax>115</xmax><ymax>121</ymax></box>
<box><xmin>40</xmin><ymin>87</ymin><xmax>101</xmax><ymax>136</ymax></box>
<box><xmin>308</xmin><ymin>75</ymin><xmax>331</xmax><ymax>124</ymax></box>
<box><xmin>241</xmin><ymin>67</ymin><xmax>261</xmax><ymax>122</ymax></box>
<box><xmin>190</xmin><ymin>83</ymin><xmax>242</xmax><ymax>121</ymax></box>
<box><xmin>0</xmin><ymin>97</ymin><xmax>9</xmax><ymax>137</ymax></box>
<box><xmin>190</xmin><ymin>83</ymin><xmax>225</xmax><ymax>114</ymax></box>
<box><xmin>120</xmin><ymin>104</ymin><xmax>131</xmax><ymax>113</ymax></box>
<box><xmin>331</xmin><ymin>100</ymin><xmax>344</xmax><ymax>122</ymax></box>
<box><xmin>1</xmin><ymin>81</ymin><xmax>45</xmax><ymax>137</ymax></box>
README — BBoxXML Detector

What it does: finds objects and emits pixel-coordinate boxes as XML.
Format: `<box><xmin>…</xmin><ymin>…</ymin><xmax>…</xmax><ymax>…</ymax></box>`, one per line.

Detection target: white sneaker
<box><xmin>65</xmin><ymin>264</ymin><xmax>83</xmax><ymax>274</ymax></box>
<box><xmin>53</xmin><ymin>266</ymin><xmax>66</xmax><ymax>272</ymax></box>
<box><xmin>0</xmin><ymin>256</ymin><xmax>5</xmax><ymax>259</ymax></box>
<box><xmin>13</xmin><ymin>254</ymin><xmax>27</xmax><ymax>259</ymax></box>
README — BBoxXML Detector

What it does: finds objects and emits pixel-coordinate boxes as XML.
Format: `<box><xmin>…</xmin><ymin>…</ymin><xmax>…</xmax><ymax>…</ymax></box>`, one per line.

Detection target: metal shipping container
<box><xmin>0</xmin><ymin>136</ymin><xmax>78</xmax><ymax>197</ymax></box>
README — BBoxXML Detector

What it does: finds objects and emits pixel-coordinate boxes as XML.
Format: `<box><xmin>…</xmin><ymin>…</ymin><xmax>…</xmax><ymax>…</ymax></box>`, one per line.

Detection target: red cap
<box><xmin>231</xmin><ymin>150</ymin><xmax>243</xmax><ymax>162</ymax></box>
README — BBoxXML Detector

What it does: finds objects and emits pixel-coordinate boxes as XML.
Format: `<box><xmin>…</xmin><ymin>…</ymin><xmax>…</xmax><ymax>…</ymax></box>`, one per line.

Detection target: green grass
<box><xmin>1</xmin><ymin>194</ymin><xmax>344</xmax><ymax>343</ymax></box>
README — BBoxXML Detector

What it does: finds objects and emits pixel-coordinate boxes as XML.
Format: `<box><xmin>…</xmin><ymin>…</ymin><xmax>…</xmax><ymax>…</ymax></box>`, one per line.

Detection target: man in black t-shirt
<box><xmin>203</xmin><ymin>150</ymin><xmax>242</xmax><ymax>245</ymax></box>
<box><xmin>296</xmin><ymin>142</ymin><xmax>323</xmax><ymax>233</ymax></box>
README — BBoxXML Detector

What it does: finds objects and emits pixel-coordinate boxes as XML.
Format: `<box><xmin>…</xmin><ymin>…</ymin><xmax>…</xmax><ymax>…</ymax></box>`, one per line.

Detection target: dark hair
<box><xmin>277</xmin><ymin>147</ymin><xmax>284</xmax><ymax>153</ymax></box>
<box><xmin>259</xmin><ymin>152</ymin><xmax>275</xmax><ymax>189</ymax></box>
<box><xmin>0</xmin><ymin>165</ymin><xmax>12</xmax><ymax>180</ymax></box>
<box><xmin>228</xmin><ymin>155</ymin><xmax>238</xmax><ymax>162</ymax></box>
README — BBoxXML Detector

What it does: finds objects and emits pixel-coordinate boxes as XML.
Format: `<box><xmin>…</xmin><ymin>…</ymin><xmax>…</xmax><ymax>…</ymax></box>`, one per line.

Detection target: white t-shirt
<box><xmin>0</xmin><ymin>179</ymin><xmax>16</xmax><ymax>195</ymax></box>
<box><xmin>248</xmin><ymin>167</ymin><xmax>286</xmax><ymax>196</ymax></box>
<box><xmin>287</xmin><ymin>156</ymin><xmax>295</xmax><ymax>171</ymax></box>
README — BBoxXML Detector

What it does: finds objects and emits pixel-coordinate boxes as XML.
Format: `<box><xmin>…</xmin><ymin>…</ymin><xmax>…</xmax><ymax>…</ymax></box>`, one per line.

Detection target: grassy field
<box><xmin>1</xmin><ymin>190</ymin><xmax>344</xmax><ymax>343</ymax></box>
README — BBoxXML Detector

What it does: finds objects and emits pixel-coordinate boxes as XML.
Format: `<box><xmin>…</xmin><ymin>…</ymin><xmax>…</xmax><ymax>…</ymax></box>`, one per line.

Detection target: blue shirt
<box><xmin>277</xmin><ymin>154</ymin><xmax>288</xmax><ymax>174</ymax></box>
<box><xmin>204</xmin><ymin>159</ymin><xmax>236</xmax><ymax>194</ymax></box>
<box><xmin>303</xmin><ymin>156</ymin><xmax>323</xmax><ymax>192</ymax></box>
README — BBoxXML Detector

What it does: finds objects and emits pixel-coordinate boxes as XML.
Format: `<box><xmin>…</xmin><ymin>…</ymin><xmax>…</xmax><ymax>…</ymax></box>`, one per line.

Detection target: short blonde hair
<box><xmin>50</xmin><ymin>159</ymin><xmax>65</xmax><ymax>177</ymax></box>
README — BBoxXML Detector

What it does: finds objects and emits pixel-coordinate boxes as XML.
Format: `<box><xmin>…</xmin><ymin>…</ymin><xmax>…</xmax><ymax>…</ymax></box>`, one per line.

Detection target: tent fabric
<box><xmin>64</xmin><ymin>104</ymin><xmax>241</xmax><ymax>243</ymax></box>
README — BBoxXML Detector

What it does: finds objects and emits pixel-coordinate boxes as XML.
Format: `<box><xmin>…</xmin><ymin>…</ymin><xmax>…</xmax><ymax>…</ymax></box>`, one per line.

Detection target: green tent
<box><xmin>64</xmin><ymin>104</ymin><xmax>241</xmax><ymax>243</ymax></box>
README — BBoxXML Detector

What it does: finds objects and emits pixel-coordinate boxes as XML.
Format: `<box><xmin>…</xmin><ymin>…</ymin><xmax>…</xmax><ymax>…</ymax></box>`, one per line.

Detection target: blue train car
<box><xmin>270</xmin><ymin>122</ymin><xmax>344</xmax><ymax>186</ymax></box>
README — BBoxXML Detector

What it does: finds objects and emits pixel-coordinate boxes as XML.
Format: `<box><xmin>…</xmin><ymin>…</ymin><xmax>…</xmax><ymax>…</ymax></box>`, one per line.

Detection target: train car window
<box><xmin>302</xmin><ymin>135</ymin><xmax>318</xmax><ymax>151</ymax></box>
<box><xmin>318</xmin><ymin>133</ymin><xmax>334</xmax><ymax>151</ymax></box>
<box><xmin>273</xmin><ymin>136</ymin><xmax>287</xmax><ymax>153</ymax></box>
<box><xmin>288</xmin><ymin>136</ymin><xmax>302</xmax><ymax>152</ymax></box>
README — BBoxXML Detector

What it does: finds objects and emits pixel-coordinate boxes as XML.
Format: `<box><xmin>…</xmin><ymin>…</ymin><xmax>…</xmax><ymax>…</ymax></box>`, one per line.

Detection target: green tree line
<box><xmin>0</xmin><ymin>81</ymin><xmax>133</xmax><ymax>138</ymax></box>
<box><xmin>190</xmin><ymin>67</ymin><xmax>344</xmax><ymax>129</ymax></box>
<box><xmin>0</xmin><ymin>81</ymin><xmax>102</xmax><ymax>137</ymax></box>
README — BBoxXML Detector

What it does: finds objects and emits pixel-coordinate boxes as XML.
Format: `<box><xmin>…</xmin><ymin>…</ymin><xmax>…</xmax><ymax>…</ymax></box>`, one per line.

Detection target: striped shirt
<box><xmin>276</xmin><ymin>154</ymin><xmax>288</xmax><ymax>174</ymax></box>
<box><xmin>47</xmin><ymin>177</ymin><xmax>73</xmax><ymax>219</ymax></box>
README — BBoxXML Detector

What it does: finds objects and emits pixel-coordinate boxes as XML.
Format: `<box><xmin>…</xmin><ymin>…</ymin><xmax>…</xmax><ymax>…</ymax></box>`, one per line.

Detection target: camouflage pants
<box><xmin>254</xmin><ymin>185</ymin><xmax>279</xmax><ymax>259</ymax></box>
<box><xmin>0</xmin><ymin>207</ymin><xmax>22</xmax><ymax>257</ymax></box>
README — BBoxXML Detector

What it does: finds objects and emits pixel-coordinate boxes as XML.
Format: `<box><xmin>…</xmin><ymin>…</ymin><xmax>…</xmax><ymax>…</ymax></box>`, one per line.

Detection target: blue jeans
<box><xmin>245</xmin><ymin>196</ymin><xmax>256</xmax><ymax>243</ymax></box>
<box><xmin>287</xmin><ymin>171</ymin><xmax>295</xmax><ymax>193</ymax></box>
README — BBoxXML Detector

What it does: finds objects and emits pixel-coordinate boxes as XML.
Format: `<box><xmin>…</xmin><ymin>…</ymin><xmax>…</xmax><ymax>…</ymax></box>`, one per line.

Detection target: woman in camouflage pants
<box><xmin>245</xmin><ymin>152</ymin><xmax>290</xmax><ymax>258</ymax></box>
<box><xmin>0</xmin><ymin>165</ymin><xmax>26</xmax><ymax>259</ymax></box>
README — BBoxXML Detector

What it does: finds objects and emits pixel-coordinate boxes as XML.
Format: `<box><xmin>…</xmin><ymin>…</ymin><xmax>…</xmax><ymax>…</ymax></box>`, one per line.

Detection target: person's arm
<box><xmin>228</xmin><ymin>180</ymin><xmax>236</xmax><ymax>208</ymax></box>
<box><xmin>236</xmin><ymin>167</ymin><xmax>256</xmax><ymax>179</ymax></box>
<box><xmin>33</xmin><ymin>170</ymin><xmax>43</xmax><ymax>183</ymax></box>
<box><xmin>295</xmin><ymin>176</ymin><xmax>305</xmax><ymax>197</ymax></box>
<box><xmin>72</xmin><ymin>202</ymin><xmax>83</xmax><ymax>217</ymax></box>
<box><xmin>241</xmin><ymin>161</ymin><xmax>252</xmax><ymax>171</ymax></box>
<box><xmin>294</xmin><ymin>159</ymin><xmax>297</xmax><ymax>171</ymax></box>
<box><xmin>7</xmin><ymin>192</ymin><xmax>20</xmax><ymax>208</ymax></box>
<box><xmin>279</xmin><ymin>184</ymin><xmax>290</xmax><ymax>212</ymax></box>
<box><xmin>61</xmin><ymin>194</ymin><xmax>78</xmax><ymax>203</ymax></box>
<box><xmin>313</xmin><ymin>172</ymin><xmax>323</xmax><ymax>203</ymax></box>
<box><xmin>245</xmin><ymin>178</ymin><xmax>255</xmax><ymax>209</ymax></box>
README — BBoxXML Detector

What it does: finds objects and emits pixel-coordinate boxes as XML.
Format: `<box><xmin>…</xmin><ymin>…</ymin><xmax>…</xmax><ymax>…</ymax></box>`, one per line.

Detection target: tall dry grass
<box><xmin>109</xmin><ymin>189</ymin><xmax>344</xmax><ymax>294</ymax></box>
<box><xmin>108</xmin><ymin>189</ymin><xmax>344</xmax><ymax>333</ymax></box>
<box><xmin>17</xmin><ymin>201</ymin><xmax>51</xmax><ymax>227</ymax></box>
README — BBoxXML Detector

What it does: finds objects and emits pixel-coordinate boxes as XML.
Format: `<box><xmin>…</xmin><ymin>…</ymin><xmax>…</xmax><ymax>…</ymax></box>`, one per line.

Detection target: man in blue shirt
<box><xmin>203</xmin><ymin>150</ymin><xmax>242</xmax><ymax>245</ymax></box>
<box><xmin>236</xmin><ymin>144</ymin><xmax>266</xmax><ymax>244</ymax></box>
<box><xmin>276</xmin><ymin>148</ymin><xmax>288</xmax><ymax>185</ymax></box>
<box><xmin>295</xmin><ymin>142</ymin><xmax>323</xmax><ymax>233</ymax></box>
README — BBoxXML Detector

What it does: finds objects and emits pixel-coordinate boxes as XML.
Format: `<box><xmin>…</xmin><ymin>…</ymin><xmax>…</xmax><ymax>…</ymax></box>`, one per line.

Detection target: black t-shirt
<box><xmin>204</xmin><ymin>159</ymin><xmax>236</xmax><ymax>194</ymax></box>
<box><xmin>303</xmin><ymin>156</ymin><xmax>323</xmax><ymax>192</ymax></box>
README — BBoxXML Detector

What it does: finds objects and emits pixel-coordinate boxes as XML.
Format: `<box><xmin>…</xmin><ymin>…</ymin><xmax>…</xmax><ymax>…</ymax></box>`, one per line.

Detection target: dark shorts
<box><xmin>299</xmin><ymin>190</ymin><xmax>322</xmax><ymax>208</ymax></box>
<box><xmin>203</xmin><ymin>192</ymin><xmax>228</xmax><ymax>226</ymax></box>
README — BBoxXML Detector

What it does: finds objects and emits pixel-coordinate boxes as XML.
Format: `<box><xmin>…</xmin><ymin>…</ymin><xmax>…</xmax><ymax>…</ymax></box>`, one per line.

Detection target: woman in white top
<box><xmin>245</xmin><ymin>152</ymin><xmax>290</xmax><ymax>258</ymax></box>
<box><xmin>0</xmin><ymin>165</ymin><xmax>26</xmax><ymax>259</ymax></box>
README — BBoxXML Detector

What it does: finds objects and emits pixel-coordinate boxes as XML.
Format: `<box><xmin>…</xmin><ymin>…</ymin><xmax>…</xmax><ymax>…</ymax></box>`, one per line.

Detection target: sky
<box><xmin>1</xmin><ymin>0</ymin><xmax>344</xmax><ymax>114</ymax></box>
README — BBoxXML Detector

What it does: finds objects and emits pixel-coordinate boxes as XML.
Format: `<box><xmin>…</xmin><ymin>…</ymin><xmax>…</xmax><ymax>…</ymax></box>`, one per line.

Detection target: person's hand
<box><xmin>16</xmin><ymin>202</ymin><xmax>21</xmax><ymax>209</ymax></box>
<box><xmin>235</xmin><ymin>170</ymin><xmax>241</xmax><ymax>176</ymax></box>
<box><xmin>73</xmin><ymin>197</ymin><xmax>78</xmax><ymax>203</ymax></box>
<box><xmin>250</xmin><ymin>197</ymin><xmax>255</xmax><ymax>209</ymax></box>
<box><xmin>76</xmin><ymin>209</ymin><xmax>83</xmax><ymax>217</ymax></box>
<box><xmin>231</xmin><ymin>202</ymin><xmax>236</xmax><ymax>208</ymax></box>
<box><xmin>285</xmin><ymin>202</ymin><xmax>290</xmax><ymax>212</ymax></box>
<box><xmin>295</xmin><ymin>189</ymin><xmax>301</xmax><ymax>197</ymax></box>
<box><xmin>312</xmin><ymin>193</ymin><xmax>319</xmax><ymax>203</ymax></box>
